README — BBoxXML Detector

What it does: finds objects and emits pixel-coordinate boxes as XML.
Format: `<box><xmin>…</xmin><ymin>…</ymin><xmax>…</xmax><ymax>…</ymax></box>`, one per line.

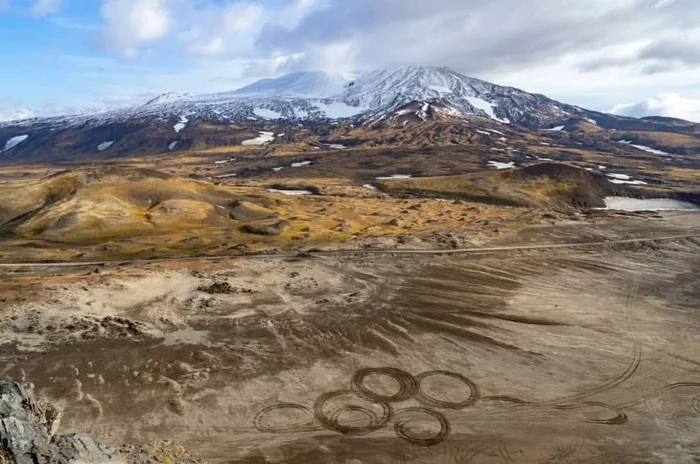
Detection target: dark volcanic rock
<box><xmin>0</xmin><ymin>381</ymin><xmax>201</xmax><ymax>463</ymax></box>
<box><xmin>0</xmin><ymin>382</ymin><xmax>118</xmax><ymax>463</ymax></box>
<box><xmin>198</xmin><ymin>281</ymin><xmax>235</xmax><ymax>294</ymax></box>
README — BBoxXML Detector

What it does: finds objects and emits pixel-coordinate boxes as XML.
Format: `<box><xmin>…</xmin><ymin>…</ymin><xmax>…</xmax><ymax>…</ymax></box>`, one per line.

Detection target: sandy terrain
<box><xmin>1</xmin><ymin>213</ymin><xmax>699</xmax><ymax>463</ymax></box>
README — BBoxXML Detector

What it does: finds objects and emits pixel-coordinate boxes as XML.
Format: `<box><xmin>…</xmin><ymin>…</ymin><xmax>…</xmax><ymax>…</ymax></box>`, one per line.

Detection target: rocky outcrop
<box><xmin>0</xmin><ymin>381</ymin><xmax>201</xmax><ymax>464</ymax></box>
<box><xmin>0</xmin><ymin>382</ymin><xmax>119</xmax><ymax>463</ymax></box>
<box><xmin>241</xmin><ymin>219</ymin><xmax>291</xmax><ymax>236</ymax></box>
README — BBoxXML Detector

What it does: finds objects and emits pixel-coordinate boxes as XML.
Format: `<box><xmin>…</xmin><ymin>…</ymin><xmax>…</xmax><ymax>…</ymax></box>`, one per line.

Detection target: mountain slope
<box><xmin>1</xmin><ymin>65</ymin><xmax>699</xmax><ymax>162</ymax></box>
<box><xmin>231</xmin><ymin>71</ymin><xmax>356</xmax><ymax>98</ymax></box>
<box><xmin>338</xmin><ymin>66</ymin><xmax>573</xmax><ymax>125</ymax></box>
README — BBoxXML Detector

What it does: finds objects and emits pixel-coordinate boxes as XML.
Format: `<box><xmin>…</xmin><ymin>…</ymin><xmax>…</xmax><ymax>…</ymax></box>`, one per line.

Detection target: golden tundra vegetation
<box><xmin>0</xmin><ymin>118</ymin><xmax>698</xmax><ymax>263</ymax></box>
<box><xmin>0</xmin><ymin>165</ymin><xmax>536</xmax><ymax>263</ymax></box>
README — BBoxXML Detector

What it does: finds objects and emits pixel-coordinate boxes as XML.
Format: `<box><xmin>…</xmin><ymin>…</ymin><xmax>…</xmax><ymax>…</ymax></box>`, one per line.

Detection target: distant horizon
<box><xmin>1</xmin><ymin>1</ymin><xmax>699</xmax><ymax>122</ymax></box>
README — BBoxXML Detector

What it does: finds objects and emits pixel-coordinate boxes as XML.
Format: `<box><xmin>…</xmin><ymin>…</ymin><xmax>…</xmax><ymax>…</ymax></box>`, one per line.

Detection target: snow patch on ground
<box><xmin>291</xmin><ymin>160</ymin><xmax>312</xmax><ymax>167</ymax></box>
<box><xmin>168</xmin><ymin>141</ymin><xmax>178</xmax><ymax>150</ymax></box>
<box><xmin>272</xmin><ymin>167</ymin><xmax>284</xmax><ymax>172</ymax></box>
<box><xmin>607</xmin><ymin>173</ymin><xmax>647</xmax><ymax>185</ymax></box>
<box><xmin>242</xmin><ymin>131</ymin><xmax>275</xmax><ymax>146</ymax></box>
<box><xmin>533</xmin><ymin>155</ymin><xmax>553</xmax><ymax>161</ymax></box>
<box><xmin>216</xmin><ymin>173</ymin><xmax>237</xmax><ymax>179</ymax></box>
<box><xmin>586</xmin><ymin>118</ymin><xmax>598</xmax><ymax>125</ymax></box>
<box><xmin>598</xmin><ymin>165</ymin><xmax>607</xmax><ymax>170</ymax></box>
<box><xmin>630</xmin><ymin>144</ymin><xmax>668</xmax><ymax>155</ymax></box>
<box><xmin>253</xmin><ymin>108</ymin><xmax>283</xmax><ymax>119</ymax></box>
<box><xmin>609</xmin><ymin>179</ymin><xmax>648</xmax><ymax>185</ymax></box>
<box><xmin>315</xmin><ymin>102</ymin><xmax>366</xmax><ymax>118</ymax></box>
<box><xmin>601</xmin><ymin>197</ymin><xmax>699</xmax><ymax>211</ymax></box>
<box><xmin>618</xmin><ymin>140</ymin><xmax>669</xmax><ymax>155</ymax></box>
<box><xmin>465</xmin><ymin>96</ymin><xmax>508</xmax><ymax>123</ymax></box>
<box><xmin>545</xmin><ymin>125</ymin><xmax>565</xmax><ymax>131</ymax></box>
<box><xmin>607</xmin><ymin>173</ymin><xmax>631</xmax><ymax>180</ymax></box>
<box><xmin>3</xmin><ymin>135</ymin><xmax>28</xmax><ymax>151</ymax></box>
<box><xmin>429</xmin><ymin>85</ymin><xmax>451</xmax><ymax>94</ymax></box>
<box><xmin>363</xmin><ymin>184</ymin><xmax>377</xmax><ymax>190</ymax></box>
<box><xmin>268</xmin><ymin>189</ymin><xmax>313</xmax><ymax>196</ymax></box>
<box><xmin>376</xmin><ymin>174</ymin><xmax>412</xmax><ymax>180</ymax></box>
<box><xmin>435</xmin><ymin>105</ymin><xmax>463</xmax><ymax>118</ymax></box>
<box><xmin>97</xmin><ymin>141</ymin><xmax>114</xmax><ymax>151</ymax></box>
<box><xmin>174</xmin><ymin>115</ymin><xmax>189</xmax><ymax>133</ymax></box>
<box><xmin>488</xmin><ymin>160</ymin><xmax>516</xmax><ymax>169</ymax></box>
<box><xmin>476</xmin><ymin>130</ymin><xmax>491</xmax><ymax>136</ymax></box>
<box><xmin>323</xmin><ymin>143</ymin><xmax>346</xmax><ymax>149</ymax></box>
<box><xmin>417</xmin><ymin>102</ymin><xmax>430</xmax><ymax>120</ymax></box>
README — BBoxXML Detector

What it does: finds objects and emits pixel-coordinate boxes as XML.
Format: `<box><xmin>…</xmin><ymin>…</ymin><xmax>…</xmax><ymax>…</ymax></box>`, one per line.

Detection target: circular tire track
<box><xmin>415</xmin><ymin>371</ymin><xmax>480</xmax><ymax>410</ymax></box>
<box><xmin>314</xmin><ymin>390</ymin><xmax>392</xmax><ymax>435</ymax></box>
<box><xmin>351</xmin><ymin>367</ymin><xmax>418</xmax><ymax>403</ymax></box>
<box><xmin>692</xmin><ymin>395</ymin><xmax>700</xmax><ymax>415</ymax></box>
<box><xmin>254</xmin><ymin>403</ymin><xmax>317</xmax><ymax>433</ymax></box>
<box><xmin>555</xmin><ymin>402</ymin><xmax>628</xmax><ymax>425</ymax></box>
<box><xmin>393</xmin><ymin>407</ymin><xmax>451</xmax><ymax>447</ymax></box>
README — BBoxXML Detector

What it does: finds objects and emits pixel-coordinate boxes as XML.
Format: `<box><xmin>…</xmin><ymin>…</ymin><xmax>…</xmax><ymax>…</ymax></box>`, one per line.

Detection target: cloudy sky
<box><xmin>1</xmin><ymin>0</ymin><xmax>699</xmax><ymax>121</ymax></box>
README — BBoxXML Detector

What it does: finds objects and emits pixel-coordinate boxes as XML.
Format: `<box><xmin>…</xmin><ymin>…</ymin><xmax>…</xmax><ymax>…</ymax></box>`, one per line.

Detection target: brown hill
<box><xmin>377</xmin><ymin>162</ymin><xmax>631</xmax><ymax>210</ymax></box>
<box><xmin>0</xmin><ymin>167</ymin><xmax>280</xmax><ymax>244</ymax></box>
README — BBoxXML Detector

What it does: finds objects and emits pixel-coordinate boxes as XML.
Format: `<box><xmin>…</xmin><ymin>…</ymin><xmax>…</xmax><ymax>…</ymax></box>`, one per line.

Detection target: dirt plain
<box><xmin>1</xmin><ymin>212</ymin><xmax>699</xmax><ymax>463</ymax></box>
<box><xmin>1</xmin><ymin>121</ymin><xmax>699</xmax><ymax>462</ymax></box>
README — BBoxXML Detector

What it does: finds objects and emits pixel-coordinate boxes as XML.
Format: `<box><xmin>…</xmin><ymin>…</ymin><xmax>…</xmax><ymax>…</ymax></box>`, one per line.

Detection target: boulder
<box><xmin>241</xmin><ymin>219</ymin><xmax>291</xmax><ymax>236</ymax></box>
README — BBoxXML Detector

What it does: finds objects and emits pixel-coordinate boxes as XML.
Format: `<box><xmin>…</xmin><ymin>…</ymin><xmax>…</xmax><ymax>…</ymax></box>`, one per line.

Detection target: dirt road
<box><xmin>1</xmin><ymin>232</ymin><xmax>698</xmax><ymax>268</ymax></box>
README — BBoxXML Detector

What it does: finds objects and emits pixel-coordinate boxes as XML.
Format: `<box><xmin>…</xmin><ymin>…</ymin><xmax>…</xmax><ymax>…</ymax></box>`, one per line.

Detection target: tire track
<box><xmin>393</xmin><ymin>407</ymin><xmax>451</xmax><ymax>447</ymax></box>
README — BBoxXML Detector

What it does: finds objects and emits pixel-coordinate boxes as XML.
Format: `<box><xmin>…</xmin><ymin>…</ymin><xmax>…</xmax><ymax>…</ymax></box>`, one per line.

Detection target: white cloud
<box><xmin>186</xmin><ymin>37</ymin><xmax>228</xmax><ymax>57</ymax></box>
<box><xmin>8</xmin><ymin>0</ymin><xmax>700</xmax><ymax>119</ymax></box>
<box><xmin>611</xmin><ymin>93</ymin><xmax>700</xmax><ymax>122</ymax></box>
<box><xmin>182</xmin><ymin>1</ymin><xmax>268</xmax><ymax>58</ymax></box>
<box><xmin>99</xmin><ymin>0</ymin><xmax>172</xmax><ymax>56</ymax></box>
<box><xmin>223</xmin><ymin>2</ymin><xmax>264</xmax><ymax>33</ymax></box>
<box><xmin>271</xmin><ymin>0</ymin><xmax>324</xmax><ymax>28</ymax></box>
<box><xmin>31</xmin><ymin>0</ymin><xmax>63</xmax><ymax>16</ymax></box>
<box><xmin>0</xmin><ymin>105</ymin><xmax>35</xmax><ymax>122</ymax></box>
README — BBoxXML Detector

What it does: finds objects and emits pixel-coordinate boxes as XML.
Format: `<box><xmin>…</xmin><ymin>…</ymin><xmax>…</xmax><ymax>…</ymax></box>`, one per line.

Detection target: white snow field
<box><xmin>242</xmin><ymin>131</ymin><xmax>275</xmax><ymax>146</ymax></box>
<box><xmin>488</xmin><ymin>160</ymin><xmax>516</xmax><ymax>169</ymax></box>
<box><xmin>3</xmin><ymin>135</ymin><xmax>28</xmax><ymax>151</ymax></box>
<box><xmin>602</xmin><ymin>197</ymin><xmax>699</xmax><ymax>211</ymax></box>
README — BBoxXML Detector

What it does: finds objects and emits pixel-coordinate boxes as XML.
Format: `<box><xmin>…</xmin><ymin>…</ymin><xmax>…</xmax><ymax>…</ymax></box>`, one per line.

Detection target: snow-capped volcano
<box><xmin>2</xmin><ymin>64</ymin><xmax>692</xmax><ymax>161</ymax></box>
<box><xmin>341</xmin><ymin>66</ymin><xmax>497</xmax><ymax>112</ymax></box>
<box><xmin>0</xmin><ymin>65</ymin><xmax>577</xmax><ymax>130</ymax></box>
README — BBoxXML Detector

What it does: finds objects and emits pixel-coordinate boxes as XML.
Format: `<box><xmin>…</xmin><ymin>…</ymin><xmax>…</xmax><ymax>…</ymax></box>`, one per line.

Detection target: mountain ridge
<box><xmin>0</xmin><ymin>65</ymin><xmax>596</xmax><ymax>128</ymax></box>
<box><xmin>1</xmin><ymin>65</ymin><xmax>699</xmax><ymax>161</ymax></box>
